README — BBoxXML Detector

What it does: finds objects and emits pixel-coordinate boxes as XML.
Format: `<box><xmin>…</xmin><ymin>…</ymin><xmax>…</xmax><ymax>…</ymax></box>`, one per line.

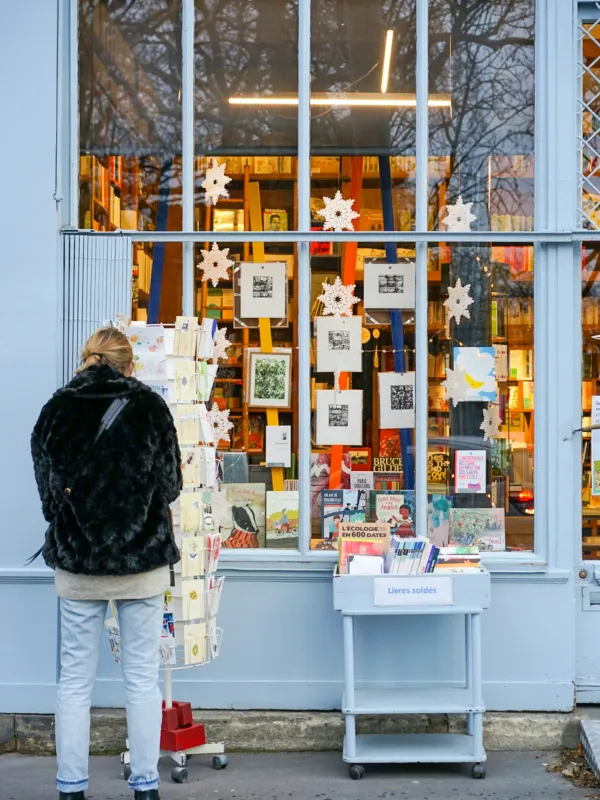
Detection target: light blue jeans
<box><xmin>56</xmin><ymin>595</ymin><xmax>164</xmax><ymax>794</ymax></box>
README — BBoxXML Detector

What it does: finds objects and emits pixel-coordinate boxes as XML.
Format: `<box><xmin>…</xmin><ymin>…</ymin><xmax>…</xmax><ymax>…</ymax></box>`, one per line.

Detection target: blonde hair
<box><xmin>78</xmin><ymin>327</ymin><xmax>133</xmax><ymax>375</ymax></box>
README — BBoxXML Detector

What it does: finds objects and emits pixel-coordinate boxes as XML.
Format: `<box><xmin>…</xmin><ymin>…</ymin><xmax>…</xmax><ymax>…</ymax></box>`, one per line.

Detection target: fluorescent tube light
<box><xmin>381</xmin><ymin>30</ymin><xmax>394</xmax><ymax>93</ymax></box>
<box><xmin>228</xmin><ymin>93</ymin><xmax>451</xmax><ymax>109</ymax></box>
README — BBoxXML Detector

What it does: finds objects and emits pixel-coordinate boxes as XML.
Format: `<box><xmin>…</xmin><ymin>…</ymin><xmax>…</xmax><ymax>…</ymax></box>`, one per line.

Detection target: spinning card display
<box><xmin>315</xmin><ymin>316</ymin><xmax>362</xmax><ymax>373</ymax></box>
<box><xmin>378</xmin><ymin>371</ymin><xmax>416</xmax><ymax>429</ymax></box>
<box><xmin>240</xmin><ymin>262</ymin><xmax>287</xmax><ymax>319</ymax></box>
<box><xmin>363</xmin><ymin>262</ymin><xmax>416</xmax><ymax>310</ymax></box>
<box><xmin>316</xmin><ymin>390</ymin><xmax>363</xmax><ymax>446</ymax></box>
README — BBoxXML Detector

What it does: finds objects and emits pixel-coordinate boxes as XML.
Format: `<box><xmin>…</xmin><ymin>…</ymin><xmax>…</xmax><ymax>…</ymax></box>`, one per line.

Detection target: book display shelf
<box><xmin>333</xmin><ymin>571</ymin><xmax>491</xmax><ymax>780</ymax></box>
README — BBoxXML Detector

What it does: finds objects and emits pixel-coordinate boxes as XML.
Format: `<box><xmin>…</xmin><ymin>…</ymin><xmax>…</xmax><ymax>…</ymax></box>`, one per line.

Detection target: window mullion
<box><xmin>181</xmin><ymin>0</ymin><xmax>195</xmax><ymax>315</ymax></box>
<box><xmin>415</xmin><ymin>0</ymin><xmax>429</xmax><ymax>537</ymax></box>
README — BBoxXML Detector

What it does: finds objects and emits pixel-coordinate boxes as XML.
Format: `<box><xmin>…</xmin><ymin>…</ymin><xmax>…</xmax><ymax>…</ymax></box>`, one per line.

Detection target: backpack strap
<box><xmin>26</xmin><ymin>397</ymin><xmax>129</xmax><ymax>565</ymax></box>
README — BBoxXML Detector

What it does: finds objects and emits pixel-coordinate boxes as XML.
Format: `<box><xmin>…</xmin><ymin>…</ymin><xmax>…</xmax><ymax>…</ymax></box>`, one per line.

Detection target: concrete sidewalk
<box><xmin>0</xmin><ymin>751</ymin><xmax>595</xmax><ymax>800</ymax></box>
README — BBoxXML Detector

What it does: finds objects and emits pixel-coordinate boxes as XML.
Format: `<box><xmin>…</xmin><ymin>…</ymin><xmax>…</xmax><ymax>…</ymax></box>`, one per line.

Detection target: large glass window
<box><xmin>76</xmin><ymin>0</ymin><xmax>537</xmax><ymax>558</ymax></box>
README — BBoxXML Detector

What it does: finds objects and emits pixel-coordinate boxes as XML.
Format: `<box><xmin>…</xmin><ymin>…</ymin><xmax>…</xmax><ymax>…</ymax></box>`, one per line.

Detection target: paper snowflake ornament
<box><xmin>480</xmin><ymin>404</ymin><xmax>501</xmax><ymax>442</ymax></box>
<box><xmin>444</xmin><ymin>278</ymin><xmax>474</xmax><ymax>324</ymax></box>
<box><xmin>318</xmin><ymin>190</ymin><xmax>360</xmax><ymax>232</ymax></box>
<box><xmin>211</xmin><ymin>327</ymin><xmax>231</xmax><ymax>363</ymax></box>
<box><xmin>441</xmin><ymin>367</ymin><xmax>470</xmax><ymax>407</ymax></box>
<box><xmin>443</xmin><ymin>196</ymin><xmax>477</xmax><ymax>232</ymax></box>
<box><xmin>207</xmin><ymin>402</ymin><xmax>233</xmax><ymax>444</ymax></box>
<box><xmin>318</xmin><ymin>276</ymin><xmax>360</xmax><ymax>317</ymax></box>
<box><xmin>201</xmin><ymin>158</ymin><xmax>232</xmax><ymax>205</ymax></box>
<box><xmin>198</xmin><ymin>243</ymin><xmax>233</xmax><ymax>287</ymax></box>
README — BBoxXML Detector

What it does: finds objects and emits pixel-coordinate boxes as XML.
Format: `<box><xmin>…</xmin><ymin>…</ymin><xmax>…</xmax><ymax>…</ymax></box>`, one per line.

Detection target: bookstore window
<box><xmin>309</xmin><ymin>241</ymin><xmax>417</xmax><ymax>549</ymax></box>
<box><xmin>582</xmin><ymin>246</ymin><xmax>600</xmax><ymax>559</ymax></box>
<box><xmin>78</xmin><ymin>0</ymin><xmax>183</xmax><ymax>234</ymax></box>
<box><xmin>427</xmin><ymin>244</ymin><xmax>534</xmax><ymax>552</ymax></box>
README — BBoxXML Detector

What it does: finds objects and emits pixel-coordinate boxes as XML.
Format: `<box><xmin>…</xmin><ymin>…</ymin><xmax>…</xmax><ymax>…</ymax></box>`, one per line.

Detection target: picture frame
<box><xmin>247</xmin><ymin>348</ymin><xmax>293</xmax><ymax>409</ymax></box>
<box><xmin>378</xmin><ymin>371</ymin><xmax>416</xmax><ymax>429</ymax></box>
<box><xmin>315</xmin><ymin>315</ymin><xmax>363</xmax><ymax>373</ymax></box>
<box><xmin>234</xmin><ymin>263</ymin><xmax>289</xmax><ymax>329</ymax></box>
<box><xmin>239</xmin><ymin>262</ymin><xmax>287</xmax><ymax>320</ymax></box>
<box><xmin>316</xmin><ymin>389</ymin><xmax>363</xmax><ymax>446</ymax></box>
<box><xmin>364</xmin><ymin>261</ymin><xmax>416</xmax><ymax>310</ymax></box>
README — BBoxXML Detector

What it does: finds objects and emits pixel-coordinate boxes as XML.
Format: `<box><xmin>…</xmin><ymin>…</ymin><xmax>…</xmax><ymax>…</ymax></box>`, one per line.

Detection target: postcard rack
<box><xmin>333</xmin><ymin>571</ymin><xmax>491</xmax><ymax>780</ymax></box>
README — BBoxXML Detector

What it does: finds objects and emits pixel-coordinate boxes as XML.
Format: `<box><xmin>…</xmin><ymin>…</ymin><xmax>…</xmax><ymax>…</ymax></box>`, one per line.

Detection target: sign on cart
<box><xmin>374</xmin><ymin>576</ymin><xmax>453</xmax><ymax>606</ymax></box>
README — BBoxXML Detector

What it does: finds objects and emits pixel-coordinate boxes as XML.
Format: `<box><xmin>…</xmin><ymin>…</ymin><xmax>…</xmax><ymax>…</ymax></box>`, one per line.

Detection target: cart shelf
<box><xmin>342</xmin><ymin>686</ymin><xmax>485</xmax><ymax>715</ymax></box>
<box><xmin>344</xmin><ymin>733</ymin><xmax>482</xmax><ymax>764</ymax></box>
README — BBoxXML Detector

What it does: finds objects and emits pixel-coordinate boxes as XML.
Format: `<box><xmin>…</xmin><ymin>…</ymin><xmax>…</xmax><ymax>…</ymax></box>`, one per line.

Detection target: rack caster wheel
<box><xmin>349</xmin><ymin>764</ymin><xmax>365</xmax><ymax>780</ymax></box>
<box><xmin>212</xmin><ymin>754</ymin><xmax>229</xmax><ymax>770</ymax></box>
<box><xmin>472</xmin><ymin>764</ymin><xmax>486</xmax><ymax>779</ymax></box>
<box><xmin>171</xmin><ymin>766</ymin><xmax>188</xmax><ymax>783</ymax></box>
<box><xmin>123</xmin><ymin>764</ymin><xmax>131</xmax><ymax>781</ymax></box>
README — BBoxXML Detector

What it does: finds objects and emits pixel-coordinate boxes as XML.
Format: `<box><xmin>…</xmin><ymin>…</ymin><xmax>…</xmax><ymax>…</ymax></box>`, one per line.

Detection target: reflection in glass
<box><xmin>582</xmin><ymin>247</ymin><xmax>600</xmax><ymax>558</ymax></box>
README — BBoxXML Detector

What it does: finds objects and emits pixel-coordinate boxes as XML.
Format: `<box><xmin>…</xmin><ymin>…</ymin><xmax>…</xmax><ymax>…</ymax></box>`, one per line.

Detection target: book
<box><xmin>321</xmin><ymin>489</ymin><xmax>367</xmax><ymax>539</ymax></box>
<box><xmin>350</xmin><ymin>471</ymin><xmax>374</xmax><ymax>491</ymax></box>
<box><xmin>369</xmin><ymin>490</ymin><xmax>415</xmax><ymax>537</ymax></box>
<box><xmin>454</xmin><ymin>451</ymin><xmax>487</xmax><ymax>494</ymax></box>
<box><xmin>263</xmin><ymin>209</ymin><xmax>288</xmax><ymax>232</ymax></box>
<box><xmin>449</xmin><ymin>508</ymin><xmax>505</xmax><ymax>551</ymax></box>
<box><xmin>310</xmin><ymin>538</ymin><xmax>337</xmax><ymax>551</ymax></box>
<box><xmin>220</xmin><ymin>483</ymin><xmax>266</xmax><ymax>548</ymax></box>
<box><xmin>378</xmin><ymin>430</ymin><xmax>402</xmax><ymax>460</ymax></box>
<box><xmin>435</xmin><ymin>546</ymin><xmax>481</xmax><ymax>573</ymax></box>
<box><xmin>338</xmin><ymin>521</ymin><xmax>391</xmax><ymax>573</ymax></box>
<box><xmin>310</xmin><ymin>452</ymin><xmax>351</xmax><ymax>536</ymax></box>
<box><xmin>347</xmin><ymin>554</ymin><xmax>385</xmax><ymax>575</ymax></box>
<box><xmin>389</xmin><ymin>537</ymin><xmax>437</xmax><ymax>574</ymax></box>
<box><xmin>217</xmin><ymin>452</ymin><xmax>249</xmax><ymax>484</ymax></box>
<box><xmin>427</xmin><ymin>494</ymin><xmax>453</xmax><ymax>547</ymax></box>
<box><xmin>266</xmin><ymin>491</ymin><xmax>299</xmax><ymax>549</ymax></box>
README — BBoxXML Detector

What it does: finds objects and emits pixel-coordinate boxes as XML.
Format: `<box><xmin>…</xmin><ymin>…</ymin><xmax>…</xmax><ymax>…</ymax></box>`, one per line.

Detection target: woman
<box><xmin>31</xmin><ymin>327</ymin><xmax>182</xmax><ymax>800</ymax></box>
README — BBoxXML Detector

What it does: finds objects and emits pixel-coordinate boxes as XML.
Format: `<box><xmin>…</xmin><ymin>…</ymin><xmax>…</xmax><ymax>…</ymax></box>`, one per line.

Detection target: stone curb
<box><xmin>2</xmin><ymin>709</ymin><xmax>594</xmax><ymax>756</ymax></box>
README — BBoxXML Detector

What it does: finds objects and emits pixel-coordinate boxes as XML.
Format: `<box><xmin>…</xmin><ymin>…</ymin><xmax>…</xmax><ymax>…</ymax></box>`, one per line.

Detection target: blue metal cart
<box><xmin>333</xmin><ymin>571</ymin><xmax>492</xmax><ymax>780</ymax></box>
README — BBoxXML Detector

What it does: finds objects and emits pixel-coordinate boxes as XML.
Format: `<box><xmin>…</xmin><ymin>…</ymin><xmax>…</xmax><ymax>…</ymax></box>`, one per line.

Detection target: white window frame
<box><xmin>60</xmin><ymin>0</ymin><xmax>588</xmax><ymax>575</ymax></box>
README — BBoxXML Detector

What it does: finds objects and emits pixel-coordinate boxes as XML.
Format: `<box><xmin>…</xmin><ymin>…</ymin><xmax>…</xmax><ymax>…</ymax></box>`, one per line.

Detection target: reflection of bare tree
<box><xmin>80</xmin><ymin>0</ymin><xmax>534</xmax><ymax>221</ymax></box>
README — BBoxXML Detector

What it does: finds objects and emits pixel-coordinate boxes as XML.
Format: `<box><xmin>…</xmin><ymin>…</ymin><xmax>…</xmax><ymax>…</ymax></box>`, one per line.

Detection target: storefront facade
<box><xmin>2</xmin><ymin>0</ymin><xmax>599</xmax><ymax>714</ymax></box>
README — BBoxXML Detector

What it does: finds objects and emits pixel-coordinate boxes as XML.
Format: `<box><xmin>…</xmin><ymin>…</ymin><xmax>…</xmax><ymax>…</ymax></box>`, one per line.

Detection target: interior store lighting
<box><xmin>381</xmin><ymin>30</ymin><xmax>394</xmax><ymax>93</ymax></box>
<box><xmin>228</xmin><ymin>93</ymin><xmax>452</xmax><ymax>108</ymax></box>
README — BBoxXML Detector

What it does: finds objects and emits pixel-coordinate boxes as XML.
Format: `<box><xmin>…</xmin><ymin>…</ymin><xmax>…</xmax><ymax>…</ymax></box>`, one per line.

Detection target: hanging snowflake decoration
<box><xmin>480</xmin><ymin>404</ymin><xmax>501</xmax><ymax>442</ymax></box>
<box><xmin>443</xmin><ymin>196</ymin><xmax>477</xmax><ymax>232</ymax></box>
<box><xmin>211</xmin><ymin>327</ymin><xmax>231</xmax><ymax>363</ymax></box>
<box><xmin>318</xmin><ymin>190</ymin><xmax>360</xmax><ymax>232</ymax></box>
<box><xmin>197</xmin><ymin>243</ymin><xmax>233</xmax><ymax>287</ymax></box>
<box><xmin>318</xmin><ymin>276</ymin><xmax>360</xmax><ymax>317</ymax></box>
<box><xmin>441</xmin><ymin>367</ymin><xmax>470</xmax><ymax>407</ymax></box>
<box><xmin>444</xmin><ymin>277</ymin><xmax>474</xmax><ymax>324</ymax></box>
<box><xmin>201</xmin><ymin>158</ymin><xmax>232</xmax><ymax>205</ymax></box>
<box><xmin>207</xmin><ymin>401</ymin><xmax>234</xmax><ymax>444</ymax></box>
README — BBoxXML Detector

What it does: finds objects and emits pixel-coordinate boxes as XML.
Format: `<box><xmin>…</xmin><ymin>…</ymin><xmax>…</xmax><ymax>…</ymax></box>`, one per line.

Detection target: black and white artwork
<box><xmin>240</xmin><ymin>262</ymin><xmax>287</xmax><ymax>319</ymax></box>
<box><xmin>364</xmin><ymin>262</ymin><xmax>415</xmax><ymax>310</ymax></box>
<box><xmin>328</xmin><ymin>331</ymin><xmax>350</xmax><ymax>351</ymax></box>
<box><xmin>316</xmin><ymin>316</ymin><xmax>362</xmax><ymax>373</ymax></box>
<box><xmin>379</xmin><ymin>372</ymin><xmax>416</xmax><ymax>429</ymax></box>
<box><xmin>253</xmin><ymin>276</ymin><xmax>273</xmax><ymax>298</ymax></box>
<box><xmin>316</xmin><ymin>390</ymin><xmax>363</xmax><ymax>446</ymax></box>
<box><xmin>328</xmin><ymin>404</ymin><xmax>349</xmax><ymax>427</ymax></box>
<box><xmin>379</xmin><ymin>274</ymin><xmax>404</xmax><ymax>294</ymax></box>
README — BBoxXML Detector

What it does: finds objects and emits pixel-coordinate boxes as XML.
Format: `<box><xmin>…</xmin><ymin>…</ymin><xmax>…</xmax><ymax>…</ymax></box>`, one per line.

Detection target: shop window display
<box><xmin>76</xmin><ymin>0</ymin><xmax>536</xmax><ymax>556</ymax></box>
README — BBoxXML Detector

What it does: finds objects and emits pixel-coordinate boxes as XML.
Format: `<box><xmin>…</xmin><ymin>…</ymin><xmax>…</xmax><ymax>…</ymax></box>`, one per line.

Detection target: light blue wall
<box><xmin>0</xmin><ymin>0</ymin><xmax>580</xmax><ymax>716</ymax></box>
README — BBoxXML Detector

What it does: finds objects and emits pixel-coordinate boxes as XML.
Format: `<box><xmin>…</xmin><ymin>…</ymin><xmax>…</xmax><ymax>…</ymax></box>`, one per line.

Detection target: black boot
<box><xmin>134</xmin><ymin>791</ymin><xmax>160</xmax><ymax>800</ymax></box>
<box><xmin>59</xmin><ymin>793</ymin><xmax>85</xmax><ymax>800</ymax></box>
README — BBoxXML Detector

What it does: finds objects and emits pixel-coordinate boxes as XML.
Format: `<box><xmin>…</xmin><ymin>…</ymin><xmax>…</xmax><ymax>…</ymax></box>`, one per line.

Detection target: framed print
<box><xmin>239</xmin><ymin>262</ymin><xmax>287</xmax><ymax>319</ymax></box>
<box><xmin>378</xmin><ymin>371</ymin><xmax>416</xmax><ymax>429</ymax></box>
<box><xmin>316</xmin><ymin>390</ymin><xmax>363</xmax><ymax>446</ymax></box>
<box><xmin>233</xmin><ymin>264</ymin><xmax>288</xmax><ymax>329</ymax></box>
<box><xmin>315</xmin><ymin>315</ymin><xmax>362</xmax><ymax>373</ymax></box>
<box><xmin>248</xmin><ymin>348</ymin><xmax>292</xmax><ymax>409</ymax></box>
<box><xmin>363</xmin><ymin>261</ymin><xmax>416</xmax><ymax>310</ymax></box>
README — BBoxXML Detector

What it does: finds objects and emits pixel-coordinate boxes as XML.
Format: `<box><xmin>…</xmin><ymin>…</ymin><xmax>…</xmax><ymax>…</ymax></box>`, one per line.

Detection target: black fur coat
<box><xmin>31</xmin><ymin>365</ymin><xmax>182</xmax><ymax>576</ymax></box>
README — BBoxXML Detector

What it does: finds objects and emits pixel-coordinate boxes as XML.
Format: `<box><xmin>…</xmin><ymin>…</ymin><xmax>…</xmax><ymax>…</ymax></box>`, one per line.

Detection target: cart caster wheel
<box><xmin>171</xmin><ymin>766</ymin><xmax>188</xmax><ymax>783</ymax></box>
<box><xmin>123</xmin><ymin>764</ymin><xmax>131</xmax><ymax>781</ymax></box>
<box><xmin>212</xmin><ymin>754</ymin><xmax>229</xmax><ymax>770</ymax></box>
<box><xmin>349</xmin><ymin>764</ymin><xmax>365</xmax><ymax>780</ymax></box>
<box><xmin>472</xmin><ymin>764</ymin><xmax>486</xmax><ymax>779</ymax></box>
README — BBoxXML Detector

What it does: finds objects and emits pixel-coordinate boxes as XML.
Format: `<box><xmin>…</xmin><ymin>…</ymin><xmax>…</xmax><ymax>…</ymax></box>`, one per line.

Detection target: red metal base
<box><xmin>160</xmin><ymin>700</ymin><xmax>206</xmax><ymax>752</ymax></box>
